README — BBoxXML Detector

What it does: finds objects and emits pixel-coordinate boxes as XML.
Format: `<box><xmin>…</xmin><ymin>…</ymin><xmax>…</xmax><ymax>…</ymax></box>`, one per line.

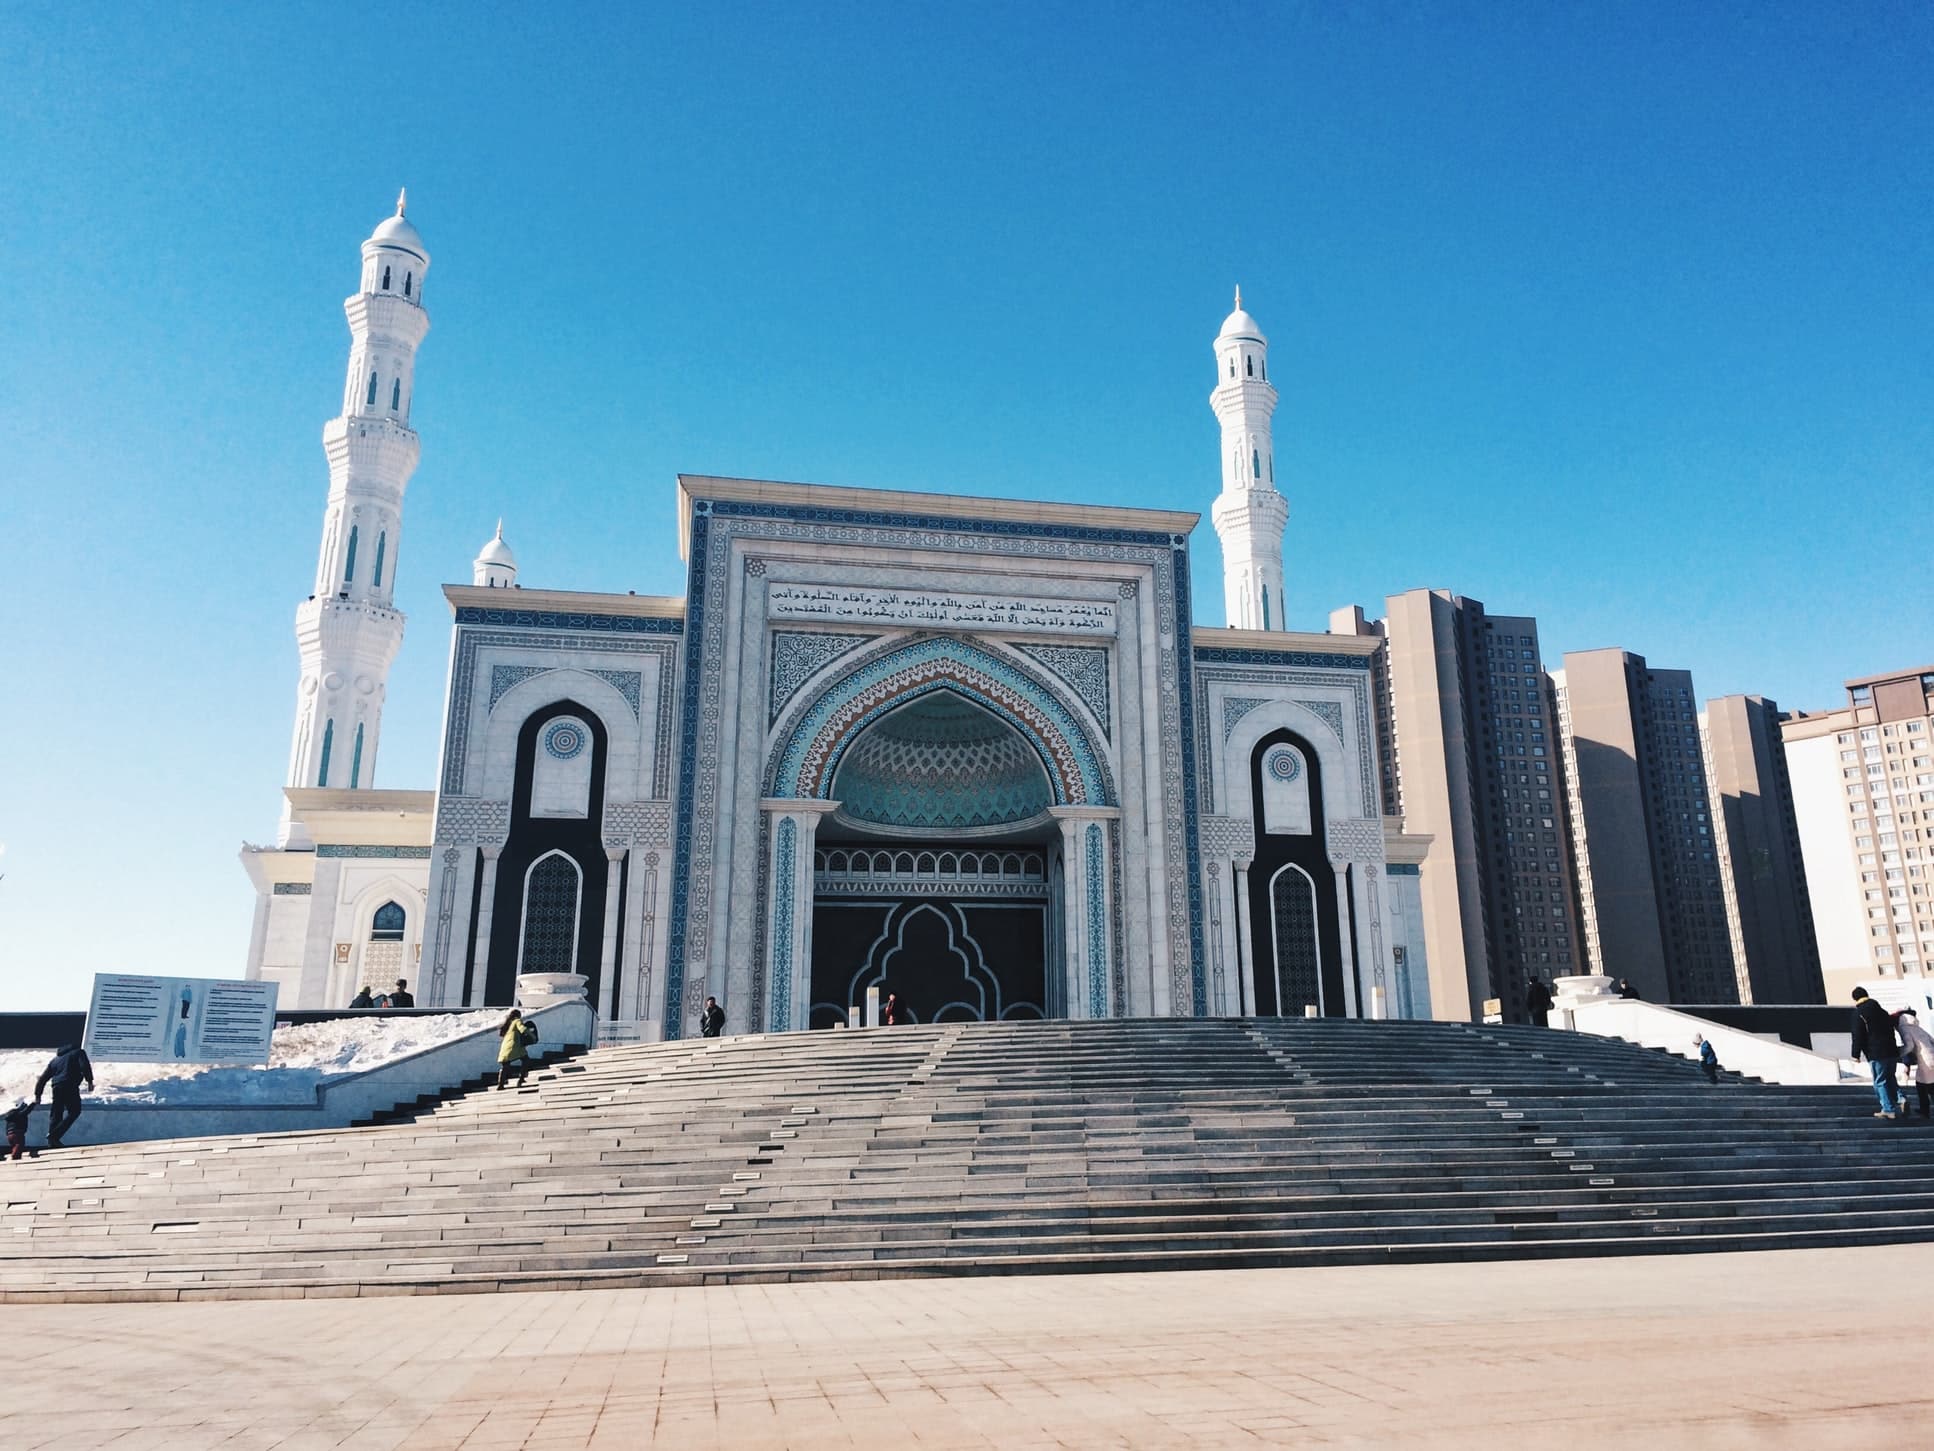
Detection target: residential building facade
<box><xmin>1699</xmin><ymin>694</ymin><xmax>1823</xmax><ymax>1003</ymax></box>
<box><xmin>1552</xmin><ymin>649</ymin><xmax>1735</xmax><ymax>1004</ymax></box>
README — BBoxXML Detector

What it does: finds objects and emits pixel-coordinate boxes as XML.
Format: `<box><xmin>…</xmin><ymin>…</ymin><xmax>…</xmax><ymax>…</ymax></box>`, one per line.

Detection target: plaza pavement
<box><xmin>9</xmin><ymin>1243</ymin><xmax>1931</xmax><ymax>1449</ymax></box>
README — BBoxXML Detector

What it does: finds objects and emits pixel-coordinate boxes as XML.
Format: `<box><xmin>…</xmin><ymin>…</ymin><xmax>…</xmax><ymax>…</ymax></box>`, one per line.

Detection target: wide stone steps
<box><xmin>2</xmin><ymin>1017</ymin><xmax>1921</xmax><ymax>1301</ymax></box>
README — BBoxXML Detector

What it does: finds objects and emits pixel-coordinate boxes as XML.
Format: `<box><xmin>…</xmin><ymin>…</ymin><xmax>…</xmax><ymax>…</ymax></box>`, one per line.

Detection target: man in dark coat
<box><xmin>1852</xmin><ymin>987</ymin><xmax>1903</xmax><ymax>1119</ymax></box>
<box><xmin>1617</xmin><ymin>979</ymin><xmax>1642</xmax><ymax>1000</ymax></box>
<box><xmin>699</xmin><ymin>996</ymin><xmax>725</xmax><ymax>1038</ymax></box>
<box><xmin>387</xmin><ymin>980</ymin><xmax>415</xmax><ymax>1008</ymax></box>
<box><xmin>1526</xmin><ymin>978</ymin><xmax>1554</xmax><ymax>1028</ymax></box>
<box><xmin>34</xmin><ymin>1044</ymin><xmax>95</xmax><ymax>1149</ymax></box>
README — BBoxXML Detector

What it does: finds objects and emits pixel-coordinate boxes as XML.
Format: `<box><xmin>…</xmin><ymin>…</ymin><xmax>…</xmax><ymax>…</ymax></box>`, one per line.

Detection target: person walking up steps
<box><xmin>496</xmin><ymin>1009</ymin><xmax>539</xmax><ymax>1089</ymax></box>
<box><xmin>4</xmin><ymin>1099</ymin><xmax>35</xmax><ymax>1161</ymax></box>
<box><xmin>1898</xmin><ymin>1008</ymin><xmax>1934</xmax><ymax>1119</ymax></box>
<box><xmin>35</xmin><ymin>1043</ymin><xmax>93</xmax><ymax>1148</ymax></box>
<box><xmin>1694</xmin><ymin>1034</ymin><xmax>1720</xmax><ymax>1085</ymax></box>
<box><xmin>1852</xmin><ymin>988</ymin><xmax>1903</xmax><ymax>1120</ymax></box>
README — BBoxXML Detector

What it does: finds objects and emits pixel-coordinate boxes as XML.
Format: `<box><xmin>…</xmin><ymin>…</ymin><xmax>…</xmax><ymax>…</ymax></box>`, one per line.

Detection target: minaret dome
<box><xmin>473</xmin><ymin>522</ymin><xmax>518</xmax><ymax>588</ymax></box>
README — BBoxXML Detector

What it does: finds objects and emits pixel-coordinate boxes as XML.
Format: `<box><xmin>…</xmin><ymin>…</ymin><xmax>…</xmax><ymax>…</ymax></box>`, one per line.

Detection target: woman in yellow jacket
<box><xmin>496</xmin><ymin>1009</ymin><xmax>540</xmax><ymax>1089</ymax></box>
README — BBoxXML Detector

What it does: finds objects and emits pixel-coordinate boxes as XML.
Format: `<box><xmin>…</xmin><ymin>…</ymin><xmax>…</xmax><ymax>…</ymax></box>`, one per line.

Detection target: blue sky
<box><xmin>3</xmin><ymin>4</ymin><xmax>1929</xmax><ymax>1009</ymax></box>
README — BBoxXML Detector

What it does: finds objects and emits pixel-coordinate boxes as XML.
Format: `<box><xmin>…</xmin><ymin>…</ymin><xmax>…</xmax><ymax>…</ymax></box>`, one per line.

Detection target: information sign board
<box><xmin>82</xmin><ymin>974</ymin><xmax>279</xmax><ymax>1065</ymax></box>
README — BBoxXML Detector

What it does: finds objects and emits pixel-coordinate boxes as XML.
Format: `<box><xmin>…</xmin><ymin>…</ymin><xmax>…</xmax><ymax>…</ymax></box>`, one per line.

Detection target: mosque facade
<box><xmin>241</xmin><ymin>201</ymin><xmax>1433</xmax><ymax>1038</ymax></box>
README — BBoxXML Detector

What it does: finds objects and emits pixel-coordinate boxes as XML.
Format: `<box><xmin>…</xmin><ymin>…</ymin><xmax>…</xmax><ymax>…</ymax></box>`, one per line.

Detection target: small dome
<box><xmin>1217</xmin><ymin>285</ymin><xmax>1266</xmax><ymax>343</ymax></box>
<box><xmin>367</xmin><ymin>190</ymin><xmax>426</xmax><ymax>256</ymax></box>
<box><xmin>476</xmin><ymin>521</ymin><xmax>516</xmax><ymax>568</ymax></box>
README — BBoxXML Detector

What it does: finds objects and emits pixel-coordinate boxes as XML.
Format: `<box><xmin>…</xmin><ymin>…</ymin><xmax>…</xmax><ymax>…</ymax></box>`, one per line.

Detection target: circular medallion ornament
<box><xmin>1266</xmin><ymin>746</ymin><xmax>1303</xmax><ymax>783</ymax></box>
<box><xmin>543</xmin><ymin>720</ymin><xmax>588</xmax><ymax>761</ymax></box>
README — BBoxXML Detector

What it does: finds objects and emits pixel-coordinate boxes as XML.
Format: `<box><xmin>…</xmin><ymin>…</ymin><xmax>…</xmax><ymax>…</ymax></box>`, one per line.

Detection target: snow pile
<box><xmin>0</xmin><ymin>1012</ymin><xmax>500</xmax><ymax>1108</ymax></box>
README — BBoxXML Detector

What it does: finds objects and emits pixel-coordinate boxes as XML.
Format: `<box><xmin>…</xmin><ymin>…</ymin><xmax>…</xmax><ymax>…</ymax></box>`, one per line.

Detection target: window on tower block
<box><xmin>366</xmin><ymin>371</ymin><xmax>378</xmax><ymax>406</ymax></box>
<box><xmin>391</xmin><ymin>378</ymin><xmax>401</xmax><ymax>410</ymax></box>
<box><xmin>382</xmin><ymin>265</ymin><xmax>391</xmax><ymax>290</ymax></box>
<box><xmin>373</xmin><ymin>532</ymin><xmax>386</xmax><ymax>588</ymax></box>
<box><xmin>344</xmin><ymin>526</ymin><xmax>358</xmax><ymax>584</ymax></box>
<box><xmin>1246</xmin><ymin>355</ymin><xmax>1254</xmax><ymax>377</ymax></box>
<box><xmin>403</xmin><ymin>272</ymin><xmax>412</xmax><ymax>298</ymax></box>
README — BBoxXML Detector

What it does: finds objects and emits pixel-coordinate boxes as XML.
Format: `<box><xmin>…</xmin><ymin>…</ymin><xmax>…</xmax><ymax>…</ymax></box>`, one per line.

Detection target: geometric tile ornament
<box><xmin>1016</xmin><ymin>643</ymin><xmax>1112</xmax><ymax>738</ymax></box>
<box><xmin>830</xmin><ymin>692</ymin><xmax>1055</xmax><ymax>832</ymax></box>
<box><xmin>772</xmin><ymin>634</ymin><xmax>1112</xmax><ymax>808</ymax></box>
<box><xmin>769</xmin><ymin>632</ymin><xmax>877</xmax><ymax>723</ymax></box>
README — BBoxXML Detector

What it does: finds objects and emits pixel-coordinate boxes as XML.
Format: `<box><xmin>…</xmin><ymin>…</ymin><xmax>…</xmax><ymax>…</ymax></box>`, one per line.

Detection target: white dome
<box><xmin>1218</xmin><ymin>287</ymin><xmax>1265</xmax><ymax>343</ymax></box>
<box><xmin>476</xmin><ymin>522</ymin><xmax>516</xmax><ymax>568</ymax></box>
<box><xmin>367</xmin><ymin>190</ymin><xmax>427</xmax><ymax>257</ymax></box>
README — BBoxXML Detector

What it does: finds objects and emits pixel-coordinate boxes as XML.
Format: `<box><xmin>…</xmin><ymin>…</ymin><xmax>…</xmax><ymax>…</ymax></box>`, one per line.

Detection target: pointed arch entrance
<box><xmin>760</xmin><ymin>636</ymin><xmax>1119</xmax><ymax>1033</ymax></box>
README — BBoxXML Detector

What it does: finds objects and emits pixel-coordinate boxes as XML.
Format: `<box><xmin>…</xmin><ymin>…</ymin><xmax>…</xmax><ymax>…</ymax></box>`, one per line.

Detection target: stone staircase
<box><xmin>3</xmin><ymin>1018</ymin><xmax>1928</xmax><ymax>1303</ymax></box>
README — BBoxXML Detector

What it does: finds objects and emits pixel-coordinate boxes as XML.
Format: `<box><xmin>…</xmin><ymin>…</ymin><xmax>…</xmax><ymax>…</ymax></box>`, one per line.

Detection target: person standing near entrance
<box><xmin>34</xmin><ymin>1043</ymin><xmax>94</xmax><ymax>1149</ymax></box>
<box><xmin>699</xmin><ymin>996</ymin><xmax>725</xmax><ymax>1038</ymax></box>
<box><xmin>1852</xmin><ymin>988</ymin><xmax>1903</xmax><ymax>1119</ymax></box>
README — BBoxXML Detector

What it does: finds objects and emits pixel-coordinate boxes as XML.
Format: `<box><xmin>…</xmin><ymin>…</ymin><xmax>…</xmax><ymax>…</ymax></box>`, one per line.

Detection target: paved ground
<box><xmin>10</xmin><ymin>1244</ymin><xmax>1932</xmax><ymax>1449</ymax></box>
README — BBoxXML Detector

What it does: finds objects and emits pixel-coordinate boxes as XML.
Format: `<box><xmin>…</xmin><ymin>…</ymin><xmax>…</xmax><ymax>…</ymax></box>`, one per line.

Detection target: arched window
<box><xmin>343</xmin><ymin>525</ymin><xmax>359</xmax><ymax>584</ymax></box>
<box><xmin>1269</xmin><ymin>863</ymin><xmax>1322</xmax><ymax>1016</ymax></box>
<box><xmin>1227</xmin><ymin>357</ymin><xmax>1235</xmax><ymax>378</ymax></box>
<box><xmin>317</xmin><ymin>719</ymin><xmax>334</xmax><ymax>786</ymax></box>
<box><xmin>1252</xmin><ymin>448</ymin><xmax>1261</xmax><ymax>480</ymax></box>
<box><xmin>1262</xmin><ymin>583</ymin><xmax>1272</xmax><ymax>631</ymax></box>
<box><xmin>349</xmin><ymin>721</ymin><xmax>365</xmax><ymax>788</ymax></box>
<box><xmin>366</xmin><ymin>371</ymin><xmax>378</xmax><ymax>406</ymax></box>
<box><xmin>1261</xmin><ymin>358</ymin><xmax>1267</xmax><ymax>380</ymax></box>
<box><xmin>403</xmin><ymin>271</ymin><xmax>412</xmax><ymax>298</ymax></box>
<box><xmin>372</xmin><ymin>531</ymin><xmax>386</xmax><ymax>588</ymax></box>
<box><xmin>382</xmin><ymin>265</ymin><xmax>391</xmax><ymax>290</ymax></box>
<box><xmin>1268</xmin><ymin>453</ymin><xmax>1274</xmax><ymax>482</ymax></box>
<box><xmin>357</xmin><ymin>900</ymin><xmax>409</xmax><ymax>998</ymax></box>
<box><xmin>518</xmin><ymin>851</ymin><xmax>583</xmax><ymax>974</ymax></box>
<box><xmin>1246</xmin><ymin>355</ymin><xmax>1254</xmax><ymax>377</ymax></box>
<box><xmin>390</xmin><ymin>377</ymin><xmax>400</xmax><ymax>410</ymax></box>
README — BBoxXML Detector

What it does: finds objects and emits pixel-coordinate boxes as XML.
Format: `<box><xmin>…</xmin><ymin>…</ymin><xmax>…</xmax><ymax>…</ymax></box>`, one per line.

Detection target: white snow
<box><xmin>0</xmin><ymin>1013</ymin><xmax>500</xmax><ymax>1108</ymax></box>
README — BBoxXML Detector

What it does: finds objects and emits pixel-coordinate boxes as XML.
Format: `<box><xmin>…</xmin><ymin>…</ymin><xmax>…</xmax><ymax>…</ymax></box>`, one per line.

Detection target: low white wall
<box><xmin>45</xmin><ymin>1001</ymin><xmax>596</xmax><ymax>1148</ymax></box>
<box><xmin>1557</xmin><ymin>992</ymin><xmax>1850</xmax><ymax>1086</ymax></box>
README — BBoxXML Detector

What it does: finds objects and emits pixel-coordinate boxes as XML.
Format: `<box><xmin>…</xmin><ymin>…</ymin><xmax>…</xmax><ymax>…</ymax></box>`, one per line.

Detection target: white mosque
<box><xmin>240</xmin><ymin>197</ymin><xmax>1432</xmax><ymax>1039</ymax></box>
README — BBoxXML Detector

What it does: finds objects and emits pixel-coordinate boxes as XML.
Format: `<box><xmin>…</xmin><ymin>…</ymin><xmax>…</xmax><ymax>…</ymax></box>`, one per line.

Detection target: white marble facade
<box><xmin>243</xmin><ymin>206</ymin><xmax>1414</xmax><ymax>1032</ymax></box>
<box><xmin>398</xmin><ymin>476</ymin><xmax>1407</xmax><ymax>1039</ymax></box>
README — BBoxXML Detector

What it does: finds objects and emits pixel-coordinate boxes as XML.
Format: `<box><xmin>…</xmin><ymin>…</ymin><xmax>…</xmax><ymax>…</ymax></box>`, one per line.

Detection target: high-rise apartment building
<box><xmin>1551</xmin><ymin>650</ymin><xmax>1735</xmax><ymax>1003</ymax></box>
<box><xmin>1332</xmin><ymin>592</ymin><xmax>1581</xmax><ymax>1023</ymax></box>
<box><xmin>1699</xmin><ymin>695</ymin><xmax>1823</xmax><ymax>1003</ymax></box>
<box><xmin>1781</xmin><ymin>666</ymin><xmax>1934</xmax><ymax>1001</ymax></box>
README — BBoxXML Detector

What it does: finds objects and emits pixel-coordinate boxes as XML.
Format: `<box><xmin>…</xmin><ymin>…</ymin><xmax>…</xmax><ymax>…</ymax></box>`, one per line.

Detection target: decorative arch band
<box><xmin>771</xmin><ymin>637</ymin><xmax>1112</xmax><ymax>806</ymax></box>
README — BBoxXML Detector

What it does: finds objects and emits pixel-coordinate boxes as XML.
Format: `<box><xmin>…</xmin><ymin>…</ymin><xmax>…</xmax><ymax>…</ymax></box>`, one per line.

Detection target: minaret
<box><xmin>279</xmin><ymin>192</ymin><xmax>431</xmax><ymax>846</ymax></box>
<box><xmin>1208</xmin><ymin>287</ymin><xmax>1288</xmax><ymax>631</ymax></box>
<box><xmin>472</xmin><ymin>522</ymin><xmax>518</xmax><ymax>587</ymax></box>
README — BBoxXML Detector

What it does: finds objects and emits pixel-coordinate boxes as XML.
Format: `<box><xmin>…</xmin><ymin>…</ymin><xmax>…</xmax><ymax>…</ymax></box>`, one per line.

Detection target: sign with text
<box><xmin>82</xmin><ymin>974</ymin><xmax>279</xmax><ymax>1065</ymax></box>
<box><xmin>767</xmin><ymin>584</ymin><xmax>1117</xmax><ymax>636</ymax></box>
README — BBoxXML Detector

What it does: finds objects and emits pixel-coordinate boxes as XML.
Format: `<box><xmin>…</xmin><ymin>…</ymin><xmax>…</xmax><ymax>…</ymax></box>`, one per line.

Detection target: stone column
<box><xmin>469</xmin><ymin>847</ymin><xmax>504</xmax><ymax>1007</ymax></box>
<box><xmin>620</xmin><ymin>847</ymin><xmax>657</xmax><ymax>1027</ymax></box>
<box><xmin>597</xmin><ymin>848</ymin><xmax>625</xmax><ymax>1022</ymax></box>
<box><xmin>759</xmin><ymin>799</ymin><xmax>840</xmax><ymax>1035</ymax></box>
<box><xmin>1050</xmin><ymin>805</ymin><xmax>1120</xmax><ymax>1020</ymax></box>
<box><xmin>1328</xmin><ymin>855</ymin><xmax>1359</xmax><ymax>1018</ymax></box>
<box><xmin>1232</xmin><ymin>854</ymin><xmax>1255</xmax><ymax>1018</ymax></box>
